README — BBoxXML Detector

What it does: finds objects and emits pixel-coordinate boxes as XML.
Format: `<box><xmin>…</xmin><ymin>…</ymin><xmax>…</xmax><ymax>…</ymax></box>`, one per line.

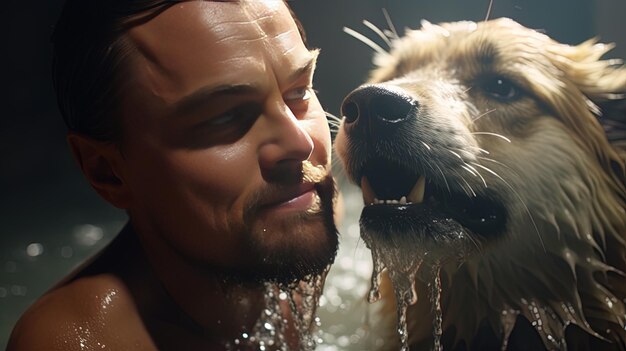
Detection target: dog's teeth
<box><xmin>361</xmin><ymin>177</ymin><xmax>376</xmax><ymax>205</ymax></box>
<box><xmin>400</xmin><ymin>196</ymin><xmax>407</xmax><ymax>204</ymax></box>
<box><xmin>408</xmin><ymin>176</ymin><xmax>426</xmax><ymax>203</ymax></box>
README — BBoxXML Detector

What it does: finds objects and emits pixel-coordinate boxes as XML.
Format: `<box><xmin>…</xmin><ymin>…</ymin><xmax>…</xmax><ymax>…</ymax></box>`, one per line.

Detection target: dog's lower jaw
<box><xmin>373</xmin><ymin>215</ymin><xmax>626</xmax><ymax>351</ymax></box>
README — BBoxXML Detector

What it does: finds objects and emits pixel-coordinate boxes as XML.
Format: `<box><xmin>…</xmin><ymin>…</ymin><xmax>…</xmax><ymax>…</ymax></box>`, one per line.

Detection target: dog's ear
<box><xmin>564</xmin><ymin>41</ymin><xmax>626</xmax><ymax>139</ymax></box>
<box><xmin>554</xmin><ymin>39</ymin><xmax>626</xmax><ymax>183</ymax></box>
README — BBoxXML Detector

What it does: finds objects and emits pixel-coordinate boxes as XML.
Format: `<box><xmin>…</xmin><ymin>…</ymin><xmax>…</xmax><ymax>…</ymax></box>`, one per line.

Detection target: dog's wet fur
<box><xmin>335</xmin><ymin>18</ymin><xmax>626</xmax><ymax>350</ymax></box>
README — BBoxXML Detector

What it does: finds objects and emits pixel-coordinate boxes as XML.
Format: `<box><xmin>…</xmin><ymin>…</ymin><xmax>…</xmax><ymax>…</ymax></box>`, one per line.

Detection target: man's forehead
<box><xmin>125</xmin><ymin>0</ymin><xmax>309</xmax><ymax>104</ymax></box>
<box><xmin>128</xmin><ymin>1</ymin><xmax>292</xmax><ymax>56</ymax></box>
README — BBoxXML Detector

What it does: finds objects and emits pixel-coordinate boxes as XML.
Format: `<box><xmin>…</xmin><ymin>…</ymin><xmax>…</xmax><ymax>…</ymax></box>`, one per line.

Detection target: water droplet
<box><xmin>26</xmin><ymin>243</ymin><xmax>44</xmax><ymax>257</ymax></box>
<box><xmin>74</xmin><ymin>224</ymin><xmax>104</xmax><ymax>246</ymax></box>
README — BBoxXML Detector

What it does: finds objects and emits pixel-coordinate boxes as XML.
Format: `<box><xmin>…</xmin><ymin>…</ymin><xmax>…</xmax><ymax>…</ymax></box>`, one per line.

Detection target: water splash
<box><xmin>284</xmin><ymin>272</ymin><xmax>326</xmax><ymax>351</ymax></box>
<box><xmin>226</xmin><ymin>268</ymin><xmax>328</xmax><ymax>351</ymax></box>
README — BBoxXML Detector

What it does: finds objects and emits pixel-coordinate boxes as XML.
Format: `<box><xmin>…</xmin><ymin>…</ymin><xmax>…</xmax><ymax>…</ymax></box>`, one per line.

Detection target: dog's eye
<box><xmin>480</xmin><ymin>76</ymin><xmax>520</xmax><ymax>101</ymax></box>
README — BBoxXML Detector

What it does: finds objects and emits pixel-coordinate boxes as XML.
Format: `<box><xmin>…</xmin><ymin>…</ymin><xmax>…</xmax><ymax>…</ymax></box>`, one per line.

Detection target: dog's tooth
<box><xmin>400</xmin><ymin>196</ymin><xmax>407</xmax><ymax>204</ymax></box>
<box><xmin>408</xmin><ymin>176</ymin><xmax>426</xmax><ymax>203</ymax></box>
<box><xmin>361</xmin><ymin>177</ymin><xmax>376</xmax><ymax>205</ymax></box>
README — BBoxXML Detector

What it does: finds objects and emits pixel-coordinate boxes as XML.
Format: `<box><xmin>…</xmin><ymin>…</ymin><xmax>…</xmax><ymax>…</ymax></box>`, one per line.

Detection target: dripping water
<box><xmin>226</xmin><ymin>267</ymin><xmax>328</xmax><ymax>351</ymax></box>
<box><xmin>361</xmin><ymin>216</ymin><xmax>473</xmax><ymax>351</ymax></box>
<box><xmin>363</xmin><ymin>224</ymin><xmax>425</xmax><ymax>351</ymax></box>
<box><xmin>429</xmin><ymin>265</ymin><xmax>443</xmax><ymax>351</ymax></box>
<box><xmin>284</xmin><ymin>272</ymin><xmax>326</xmax><ymax>351</ymax></box>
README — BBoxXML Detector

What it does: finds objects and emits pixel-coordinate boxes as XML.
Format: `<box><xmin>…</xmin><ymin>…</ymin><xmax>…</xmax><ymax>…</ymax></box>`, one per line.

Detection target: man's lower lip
<box><xmin>265</xmin><ymin>189</ymin><xmax>317</xmax><ymax>212</ymax></box>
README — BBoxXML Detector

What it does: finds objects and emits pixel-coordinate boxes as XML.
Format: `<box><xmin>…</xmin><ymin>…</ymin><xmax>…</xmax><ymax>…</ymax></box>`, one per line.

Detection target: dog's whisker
<box><xmin>471</xmin><ymin>108</ymin><xmax>497</xmax><ymax>123</ymax></box>
<box><xmin>363</xmin><ymin>20</ymin><xmax>392</xmax><ymax>48</ymax></box>
<box><xmin>382</xmin><ymin>8</ymin><xmax>399</xmax><ymax>39</ymax></box>
<box><xmin>461</xmin><ymin>164</ymin><xmax>478</xmax><ymax>178</ymax></box>
<box><xmin>343</xmin><ymin>26</ymin><xmax>388</xmax><ymax>56</ymax></box>
<box><xmin>452</xmin><ymin>170</ymin><xmax>477</xmax><ymax>197</ymax></box>
<box><xmin>471</xmin><ymin>132</ymin><xmax>512</xmax><ymax>143</ymax></box>
<box><xmin>434</xmin><ymin>163</ymin><xmax>452</xmax><ymax>195</ymax></box>
<box><xmin>477</xmin><ymin>148</ymin><xmax>490</xmax><ymax>155</ymax></box>
<box><xmin>465</xmin><ymin>163</ymin><xmax>488</xmax><ymax>188</ymax></box>
<box><xmin>325</xmin><ymin>111</ymin><xmax>343</xmax><ymax>124</ymax></box>
<box><xmin>421</xmin><ymin>141</ymin><xmax>432</xmax><ymax>151</ymax></box>
<box><xmin>474</xmin><ymin>157</ymin><xmax>509</xmax><ymax>169</ymax></box>
<box><xmin>448</xmin><ymin>149</ymin><xmax>464</xmax><ymax>160</ymax></box>
<box><xmin>472</xmin><ymin>158</ymin><xmax>526</xmax><ymax>183</ymax></box>
<box><xmin>484</xmin><ymin>0</ymin><xmax>494</xmax><ymax>22</ymax></box>
<box><xmin>469</xmin><ymin>162</ymin><xmax>502</xmax><ymax>182</ymax></box>
<box><xmin>462</xmin><ymin>177</ymin><xmax>477</xmax><ymax>197</ymax></box>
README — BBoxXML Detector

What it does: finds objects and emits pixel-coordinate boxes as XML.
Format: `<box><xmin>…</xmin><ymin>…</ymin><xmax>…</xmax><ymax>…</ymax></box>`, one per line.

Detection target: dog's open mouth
<box><xmin>358</xmin><ymin>157</ymin><xmax>507</xmax><ymax>240</ymax></box>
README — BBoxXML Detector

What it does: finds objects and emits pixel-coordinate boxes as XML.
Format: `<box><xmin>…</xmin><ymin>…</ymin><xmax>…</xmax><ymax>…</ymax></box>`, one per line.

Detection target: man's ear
<box><xmin>67</xmin><ymin>133</ymin><xmax>131</xmax><ymax>209</ymax></box>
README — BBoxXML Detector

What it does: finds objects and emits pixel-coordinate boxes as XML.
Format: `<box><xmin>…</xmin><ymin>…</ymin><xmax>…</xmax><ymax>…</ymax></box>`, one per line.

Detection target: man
<box><xmin>8</xmin><ymin>0</ymin><xmax>338</xmax><ymax>349</ymax></box>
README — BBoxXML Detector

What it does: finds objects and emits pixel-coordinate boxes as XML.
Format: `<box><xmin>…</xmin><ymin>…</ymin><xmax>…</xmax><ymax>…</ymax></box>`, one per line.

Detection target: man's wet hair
<box><xmin>52</xmin><ymin>0</ymin><xmax>307</xmax><ymax>142</ymax></box>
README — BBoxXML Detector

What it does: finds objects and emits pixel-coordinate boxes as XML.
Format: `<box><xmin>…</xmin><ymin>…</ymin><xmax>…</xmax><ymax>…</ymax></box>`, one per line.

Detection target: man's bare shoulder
<box><xmin>7</xmin><ymin>274</ymin><xmax>157</xmax><ymax>351</ymax></box>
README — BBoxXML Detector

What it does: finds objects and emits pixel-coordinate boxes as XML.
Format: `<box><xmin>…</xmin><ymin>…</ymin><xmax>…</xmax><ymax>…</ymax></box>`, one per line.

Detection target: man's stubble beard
<box><xmin>240</xmin><ymin>175</ymin><xmax>339</xmax><ymax>285</ymax></box>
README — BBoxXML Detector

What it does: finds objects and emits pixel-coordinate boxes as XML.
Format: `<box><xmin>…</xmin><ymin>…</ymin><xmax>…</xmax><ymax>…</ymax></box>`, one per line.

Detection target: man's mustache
<box><xmin>243</xmin><ymin>161</ymin><xmax>332</xmax><ymax>219</ymax></box>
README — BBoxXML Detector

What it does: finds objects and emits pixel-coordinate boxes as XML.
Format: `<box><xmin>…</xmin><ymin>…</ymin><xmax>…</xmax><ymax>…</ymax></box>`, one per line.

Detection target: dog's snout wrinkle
<box><xmin>341</xmin><ymin>85</ymin><xmax>418</xmax><ymax>133</ymax></box>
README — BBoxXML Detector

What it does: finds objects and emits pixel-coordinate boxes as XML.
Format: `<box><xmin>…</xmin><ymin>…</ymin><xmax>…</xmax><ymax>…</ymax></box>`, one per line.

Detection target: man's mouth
<box><xmin>261</xmin><ymin>184</ymin><xmax>319</xmax><ymax>212</ymax></box>
<box><xmin>358</xmin><ymin>157</ymin><xmax>507</xmax><ymax>238</ymax></box>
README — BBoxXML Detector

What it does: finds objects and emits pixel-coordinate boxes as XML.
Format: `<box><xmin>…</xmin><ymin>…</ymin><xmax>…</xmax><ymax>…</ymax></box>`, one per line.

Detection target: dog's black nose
<box><xmin>341</xmin><ymin>85</ymin><xmax>418</xmax><ymax>127</ymax></box>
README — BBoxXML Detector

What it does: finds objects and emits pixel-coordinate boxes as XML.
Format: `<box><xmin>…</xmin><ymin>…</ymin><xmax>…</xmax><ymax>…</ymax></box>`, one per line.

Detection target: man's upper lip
<box><xmin>260</xmin><ymin>183</ymin><xmax>316</xmax><ymax>207</ymax></box>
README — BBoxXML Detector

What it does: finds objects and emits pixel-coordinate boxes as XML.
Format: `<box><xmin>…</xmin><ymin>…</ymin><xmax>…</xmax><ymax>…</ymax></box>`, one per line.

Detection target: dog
<box><xmin>334</xmin><ymin>18</ymin><xmax>626</xmax><ymax>350</ymax></box>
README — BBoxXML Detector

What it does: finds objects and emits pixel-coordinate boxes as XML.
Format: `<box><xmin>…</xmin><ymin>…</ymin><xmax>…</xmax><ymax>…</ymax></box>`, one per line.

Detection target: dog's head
<box><xmin>335</xmin><ymin>18</ymin><xmax>626</xmax><ymax>348</ymax></box>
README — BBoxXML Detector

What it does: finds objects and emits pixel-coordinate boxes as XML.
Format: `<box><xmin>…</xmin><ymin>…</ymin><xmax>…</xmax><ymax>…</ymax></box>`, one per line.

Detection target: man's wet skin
<box><xmin>8</xmin><ymin>1</ymin><xmax>337</xmax><ymax>350</ymax></box>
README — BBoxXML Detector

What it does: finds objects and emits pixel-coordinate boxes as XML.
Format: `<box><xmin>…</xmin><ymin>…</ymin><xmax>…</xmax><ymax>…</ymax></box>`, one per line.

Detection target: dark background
<box><xmin>1</xmin><ymin>0</ymin><xmax>625</xmax><ymax>348</ymax></box>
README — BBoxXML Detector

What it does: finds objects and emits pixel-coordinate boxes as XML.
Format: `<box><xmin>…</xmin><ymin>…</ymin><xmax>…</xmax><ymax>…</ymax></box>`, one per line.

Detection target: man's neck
<box><xmin>128</xmin><ymin>225</ymin><xmax>267</xmax><ymax>344</ymax></box>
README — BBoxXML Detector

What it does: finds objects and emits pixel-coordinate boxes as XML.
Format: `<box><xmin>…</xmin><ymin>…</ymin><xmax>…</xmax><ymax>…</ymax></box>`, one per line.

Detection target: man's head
<box><xmin>54</xmin><ymin>0</ymin><xmax>338</xmax><ymax>284</ymax></box>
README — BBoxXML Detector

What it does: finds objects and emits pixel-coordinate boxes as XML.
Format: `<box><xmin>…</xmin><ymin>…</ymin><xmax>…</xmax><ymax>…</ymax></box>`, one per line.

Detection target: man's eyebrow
<box><xmin>288</xmin><ymin>50</ymin><xmax>319</xmax><ymax>83</ymax></box>
<box><xmin>173</xmin><ymin>84</ymin><xmax>258</xmax><ymax>116</ymax></box>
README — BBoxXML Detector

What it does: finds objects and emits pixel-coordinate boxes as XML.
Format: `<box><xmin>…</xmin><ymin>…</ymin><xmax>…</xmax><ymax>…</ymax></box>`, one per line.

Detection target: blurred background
<box><xmin>1</xmin><ymin>0</ymin><xmax>625</xmax><ymax>349</ymax></box>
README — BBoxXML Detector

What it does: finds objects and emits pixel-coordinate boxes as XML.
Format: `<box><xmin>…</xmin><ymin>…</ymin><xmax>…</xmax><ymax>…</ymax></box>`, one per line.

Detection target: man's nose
<box><xmin>258</xmin><ymin>103</ymin><xmax>314</xmax><ymax>173</ymax></box>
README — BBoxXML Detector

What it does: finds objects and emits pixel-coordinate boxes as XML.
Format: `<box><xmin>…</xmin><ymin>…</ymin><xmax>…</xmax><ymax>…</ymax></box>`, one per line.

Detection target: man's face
<box><xmin>118</xmin><ymin>0</ymin><xmax>337</xmax><ymax>283</ymax></box>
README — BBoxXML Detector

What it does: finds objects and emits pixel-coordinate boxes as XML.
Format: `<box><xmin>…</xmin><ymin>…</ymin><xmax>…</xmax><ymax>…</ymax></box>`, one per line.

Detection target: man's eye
<box><xmin>209</xmin><ymin>112</ymin><xmax>236</xmax><ymax>126</ymax></box>
<box><xmin>479</xmin><ymin>75</ymin><xmax>522</xmax><ymax>101</ymax></box>
<box><xmin>284</xmin><ymin>87</ymin><xmax>312</xmax><ymax>102</ymax></box>
<box><xmin>205</xmin><ymin>103</ymin><xmax>261</xmax><ymax>127</ymax></box>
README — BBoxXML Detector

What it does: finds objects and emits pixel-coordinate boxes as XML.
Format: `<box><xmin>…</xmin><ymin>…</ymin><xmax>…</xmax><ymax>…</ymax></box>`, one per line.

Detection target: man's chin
<box><xmin>244</xmin><ymin>212</ymin><xmax>339</xmax><ymax>285</ymax></box>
